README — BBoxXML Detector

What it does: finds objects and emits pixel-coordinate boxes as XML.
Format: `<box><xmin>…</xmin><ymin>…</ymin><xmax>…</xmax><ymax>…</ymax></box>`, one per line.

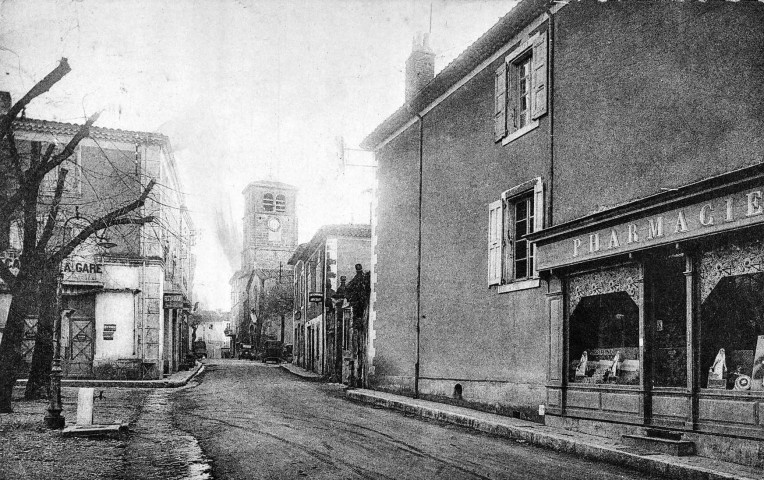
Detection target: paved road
<box><xmin>172</xmin><ymin>360</ymin><xmax>661</xmax><ymax>480</ymax></box>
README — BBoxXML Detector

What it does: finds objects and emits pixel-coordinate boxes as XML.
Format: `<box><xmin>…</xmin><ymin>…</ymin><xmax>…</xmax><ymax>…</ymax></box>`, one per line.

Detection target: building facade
<box><xmin>289</xmin><ymin>224</ymin><xmax>370</xmax><ymax>378</ymax></box>
<box><xmin>362</xmin><ymin>0</ymin><xmax>764</xmax><ymax>467</ymax></box>
<box><xmin>0</xmin><ymin>98</ymin><xmax>195</xmax><ymax>379</ymax></box>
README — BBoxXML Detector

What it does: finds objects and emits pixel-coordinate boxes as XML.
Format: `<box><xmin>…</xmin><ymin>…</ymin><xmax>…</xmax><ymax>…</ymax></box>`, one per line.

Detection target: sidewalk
<box><xmin>346</xmin><ymin>389</ymin><xmax>761</xmax><ymax>480</ymax></box>
<box><xmin>279</xmin><ymin>362</ymin><xmax>324</xmax><ymax>381</ymax></box>
<box><xmin>15</xmin><ymin>362</ymin><xmax>205</xmax><ymax>389</ymax></box>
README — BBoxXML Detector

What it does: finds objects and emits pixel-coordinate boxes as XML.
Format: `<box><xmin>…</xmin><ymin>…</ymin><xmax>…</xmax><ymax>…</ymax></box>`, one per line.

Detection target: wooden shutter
<box><xmin>488</xmin><ymin>200</ymin><xmax>503</xmax><ymax>285</ymax></box>
<box><xmin>531</xmin><ymin>31</ymin><xmax>548</xmax><ymax>120</ymax></box>
<box><xmin>507</xmin><ymin>61</ymin><xmax>518</xmax><ymax>134</ymax></box>
<box><xmin>494</xmin><ymin>64</ymin><xmax>507</xmax><ymax>141</ymax></box>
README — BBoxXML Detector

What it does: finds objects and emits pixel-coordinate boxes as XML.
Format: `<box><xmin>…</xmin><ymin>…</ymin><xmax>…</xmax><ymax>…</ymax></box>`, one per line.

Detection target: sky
<box><xmin>0</xmin><ymin>0</ymin><xmax>515</xmax><ymax>310</ymax></box>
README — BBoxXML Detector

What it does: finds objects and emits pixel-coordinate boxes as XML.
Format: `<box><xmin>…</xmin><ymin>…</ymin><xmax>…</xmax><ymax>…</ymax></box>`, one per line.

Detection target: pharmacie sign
<box><xmin>537</xmin><ymin>187</ymin><xmax>764</xmax><ymax>269</ymax></box>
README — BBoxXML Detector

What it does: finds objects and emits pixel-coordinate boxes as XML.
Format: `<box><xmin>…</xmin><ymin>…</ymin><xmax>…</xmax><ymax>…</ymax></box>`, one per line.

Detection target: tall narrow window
<box><xmin>512</xmin><ymin>195</ymin><xmax>534</xmax><ymax>280</ymax></box>
<box><xmin>275</xmin><ymin>194</ymin><xmax>286</xmax><ymax>212</ymax></box>
<box><xmin>263</xmin><ymin>193</ymin><xmax>274</xmax><ymax>212</ymax></box>
<box><xmin>516</xmin><ymin>56</ymin><xmax>532</xmax><ymax>129</ymax></box>
<box><xmin>487</xmin><ymin>178</ymin><xmax>543</xmax><ymax>289</ymax></box>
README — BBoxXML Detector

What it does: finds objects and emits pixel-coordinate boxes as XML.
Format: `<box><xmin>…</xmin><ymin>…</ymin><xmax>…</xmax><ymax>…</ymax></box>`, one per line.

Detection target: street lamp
<box><xmin>44</xmin><ymin>270</ymin><xmax>74</xmax><ymax>429</ymax></box>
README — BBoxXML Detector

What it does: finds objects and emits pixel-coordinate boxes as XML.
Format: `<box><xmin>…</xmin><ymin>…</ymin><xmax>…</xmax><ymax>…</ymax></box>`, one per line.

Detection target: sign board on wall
<box><xmin>308</xmin><ymin>292</ymin><xmax>323</xmax><ymax>303</ymax></box>
<box><xmin>164</xmin><ymin>293</ymin><xmax>184</xmax><ymax>309</ymax></box>
<box><xmin>61</xmin><ymin>259</ymin><xmax>104</xmax><ymax>284</ymax></box>
<box><xmin>537</xmin><ymin>186</ymin><xmax>764</xmax><ymax>270</ymax></box>
<box><xmin>103</xmin><ymin>324</ymin><xmax>116</xmax><ymax>340</ymax></box>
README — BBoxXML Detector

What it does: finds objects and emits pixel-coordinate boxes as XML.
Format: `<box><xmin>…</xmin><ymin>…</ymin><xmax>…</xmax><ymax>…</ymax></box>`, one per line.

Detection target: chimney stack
<box><xmin>405</xmin><ymin>33</ymin><xmax>435</xmax><ymax>105</ymax></box>
<box><xmin>0</xmin><ymin>92</ymin><xmax>11</xmax><ymax>116</ymax></box>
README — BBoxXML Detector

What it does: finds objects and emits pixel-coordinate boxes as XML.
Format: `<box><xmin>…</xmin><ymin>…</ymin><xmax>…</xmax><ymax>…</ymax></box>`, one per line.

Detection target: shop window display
<box><xmin>700</xmin><ymin>272</ymin><xmax>764</xmax><ymax>390</ymax></box>
<box><xmin>699</xmin><ymin>239</ymin><xmax>764</xmax><ymax>391</ymax></box>
<box><xmin>569</xmin><ymin>292</ymin><xmax>640</xmax><ymax>385</ymax></box>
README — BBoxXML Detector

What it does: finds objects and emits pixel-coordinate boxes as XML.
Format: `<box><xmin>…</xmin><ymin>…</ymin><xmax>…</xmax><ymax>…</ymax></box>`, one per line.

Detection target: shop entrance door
<box><xmin>644</xmin><ymin>252</ymin><xmax>689</xmax><ymax>427</ymax></box>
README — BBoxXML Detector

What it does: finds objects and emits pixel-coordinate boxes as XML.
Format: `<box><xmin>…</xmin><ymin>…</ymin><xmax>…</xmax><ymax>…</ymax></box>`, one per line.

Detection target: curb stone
<box><xmin>15</xmin><ymin>362</ymin><xmax>205</xmax><ymax>389</ymax></box>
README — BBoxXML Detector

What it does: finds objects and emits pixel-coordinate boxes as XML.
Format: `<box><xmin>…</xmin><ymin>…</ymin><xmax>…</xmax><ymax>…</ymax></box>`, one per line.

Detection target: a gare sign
<box><xmin>537</xmin><ymin>186</ymin><xmax>764</xmax><ymax>270</ymax></box>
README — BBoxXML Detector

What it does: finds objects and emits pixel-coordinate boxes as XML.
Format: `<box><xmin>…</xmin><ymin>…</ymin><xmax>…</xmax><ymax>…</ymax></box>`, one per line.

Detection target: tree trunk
<box><xmin>24</xmin><ymin>268</ymin><xmax>58</xmax><ymax>400</ymax></box>
<box><xmin>0</xmin><ymin>274</ymin><xmax>36</xmax><ymax>412</ymax></box>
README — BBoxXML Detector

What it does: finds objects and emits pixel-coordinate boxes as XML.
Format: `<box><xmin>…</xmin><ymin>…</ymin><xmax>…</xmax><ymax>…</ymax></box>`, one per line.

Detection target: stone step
<box><xmin>621</xmin><ymin>434</ymin><xmax>696</xmax><ymax>456</ymax></box>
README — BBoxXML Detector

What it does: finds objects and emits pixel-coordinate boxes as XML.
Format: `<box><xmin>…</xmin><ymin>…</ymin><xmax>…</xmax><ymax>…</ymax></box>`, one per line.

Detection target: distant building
<box><xmin>0</xmin><ymin>93</ymin><xmax>195</xmax><ymax>379</ymax></box>
<box><xmin>288</xmin><ymin>224</ymin><xmax>370</xmax><ymax>378</ymax></box>
<box><xmin>196</xmin><ymin>313</ymin><xmax>232</xmax><ymax>359</ymax></box>
<box><xmin>230</xmin><ymin>181</ymin><xmax>298</xmax><ymax>354</ymax></box>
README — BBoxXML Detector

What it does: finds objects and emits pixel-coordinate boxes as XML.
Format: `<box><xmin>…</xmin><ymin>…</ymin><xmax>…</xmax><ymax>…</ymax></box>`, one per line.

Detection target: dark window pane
<box><xmin>515</xmin><ymin>220</ymin><xmax>527</xmax><ymax>240</ymax></box>
<box><xmin>516</xmin><ymin>200</ymin><xmax>527</xmax><ymax>220</ymax></box>
<box><xmin>515</xmin><ymin>259</ymin><xmax>527</xmax><ymax>279</ymax></box>
<box><xmin>515</xmin><ymin>239</ymin><xmax>527</xmax><ymax>260</ymax></box>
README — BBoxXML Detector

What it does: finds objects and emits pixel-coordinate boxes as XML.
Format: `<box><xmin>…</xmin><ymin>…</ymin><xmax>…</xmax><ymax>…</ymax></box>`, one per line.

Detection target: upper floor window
<box><xmin>263</xmin><ymin>193</ymin><xmax>274</xmax><ymax>212</ymax></box>
<box><xmin>488</xmin><ymin>178</ymin><xmax>544</xmax><ymax>291</ymax></box>
<box><xmin>494</xmin><ymin>30</ymin><xmax>547</xmax><ymax>144</ymax></box>
<box><xmin>512</xmin><ymin>194</ymin><xmax>535</xmax><ymax>280</ymax></box>
<box><xmin>275</xmin><ymin>194</ymin><xmax>286</xmax><ymax>212</ymax></box>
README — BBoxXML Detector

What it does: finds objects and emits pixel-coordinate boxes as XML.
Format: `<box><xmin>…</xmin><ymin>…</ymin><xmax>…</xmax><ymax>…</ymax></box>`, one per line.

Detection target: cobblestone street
<box><xmin>173</xmin><ymin>360</ymin><xmax>663</xmax><ymax>480</ymax></box>
<box><xmin>0</xmin><ymin>360</ymin><xmax>687</xmax><ymax>479</ymax></box>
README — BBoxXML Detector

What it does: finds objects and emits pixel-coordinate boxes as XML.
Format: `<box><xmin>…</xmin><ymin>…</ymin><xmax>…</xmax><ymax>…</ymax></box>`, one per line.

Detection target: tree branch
<box><xmin>4</xmin><ymin>130</ymin><xmax>23</xmax><ymax>181</ymax></box>
<box><xmin>35</xmin><ymin>111</ymin><xmax>99</xmax><ymax>180</ymax></box>
<box><xmin>37</xmin><ymin>168</ymin><xmax>68</xmax><ymax>250</ymax></box>
<box><xmin>0</xmin><ymin>58</ymin><xmax>71</xmax><ymax>137</ymax></box>
<box><xmin>51</xmin><ymin>216</ymin><xmax>155</xmax><ymax>264</ymax></box>
<box><xmin>49</xmin><ymin>179</ymin><xmax>157</xmax><ymax>264</ymax></box>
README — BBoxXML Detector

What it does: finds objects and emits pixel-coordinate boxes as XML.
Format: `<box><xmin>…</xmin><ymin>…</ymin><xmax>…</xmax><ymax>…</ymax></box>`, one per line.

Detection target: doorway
<box><xmin>644</xmin><ymin>251</ymin><xmax>688</xmax><ymax>426</ymax></box>
<box><xmin>63</xmin><ymin>294</ymin><xmax>96</xmax><ymax>378</ymax></box>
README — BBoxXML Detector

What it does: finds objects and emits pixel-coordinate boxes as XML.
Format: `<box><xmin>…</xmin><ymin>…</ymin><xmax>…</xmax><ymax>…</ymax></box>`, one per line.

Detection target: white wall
<box><xmin>95</xmin><ymin>291</ymin><xmax>135</xmax><ymax>361</ymax></box>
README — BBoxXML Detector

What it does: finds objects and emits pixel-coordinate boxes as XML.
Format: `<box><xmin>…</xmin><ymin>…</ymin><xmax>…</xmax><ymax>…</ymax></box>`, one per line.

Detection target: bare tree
<box><xmin>0</xmin><ymin>58</ymin><xmax>156</xmax><ymax>411</ymax></box>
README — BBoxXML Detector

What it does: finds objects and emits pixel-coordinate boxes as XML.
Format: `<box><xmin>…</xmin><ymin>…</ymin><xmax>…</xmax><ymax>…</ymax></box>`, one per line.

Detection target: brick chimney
<box><xmin>0</xmin><ymin>92</ymin><xmax>11</xmax><ymax>116</ymax></box>
<box><xmin>405</xmin><ymin>33</ymin><xmax>435</xmax><ymax>105</ymax></box>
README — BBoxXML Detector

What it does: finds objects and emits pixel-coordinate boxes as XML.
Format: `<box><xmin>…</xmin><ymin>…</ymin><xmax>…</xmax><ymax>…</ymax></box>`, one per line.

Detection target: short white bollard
<box><xmin>76</xmin><ymin>388</ymin><xmax>94</xmax><ymax>426</ymax></box>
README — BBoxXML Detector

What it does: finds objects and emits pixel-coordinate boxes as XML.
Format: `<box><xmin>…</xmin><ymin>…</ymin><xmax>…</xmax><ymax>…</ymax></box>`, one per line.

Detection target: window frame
<box><xmin>488</xmin><ymin>177</ymin><xmax>544</xmax><ymax>293</ymax></box>
<box><xmin>495</xmin><ymin>30</ymin><xmax>548</xmax><ymax>146</ymax></box>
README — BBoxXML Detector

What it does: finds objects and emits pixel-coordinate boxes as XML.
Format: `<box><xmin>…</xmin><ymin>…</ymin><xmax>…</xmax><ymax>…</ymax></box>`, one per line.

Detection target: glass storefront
<box><xmin>567</xmin><ymin>264</ymin><xmax>641</xmax><ymax>386</ymax></box>
<box><xmin>699</xmin><ymin>238</ymin><xmax>764</xmax><ymax>392</ymax></box>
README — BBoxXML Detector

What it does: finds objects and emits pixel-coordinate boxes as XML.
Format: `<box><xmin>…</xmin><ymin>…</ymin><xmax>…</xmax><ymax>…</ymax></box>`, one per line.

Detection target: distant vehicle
<box><xmin>263</xmin><ymin>340</ymin><xmax>283</xmax><ymax>364</ymax></box>
<box><xmin>239</xmin><ymin>347</ymin><xmax>256</xmax><ymax>360</ymax></box>
<box><xmin>192</xmin><ymin>340</ymin><xmax>207</xmax><ymax>359</ymax></box>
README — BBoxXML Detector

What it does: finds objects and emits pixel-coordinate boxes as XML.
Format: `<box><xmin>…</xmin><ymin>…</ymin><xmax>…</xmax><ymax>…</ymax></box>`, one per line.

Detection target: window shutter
<box><xmin>494</xmin><ymin>64</ymin><xmax>507</xmax><ymax>142</ymax></box>
<box><xmin>507</xmin><ymin>62</ymin><xmax>518</xmax><ymax>134</ymax></box>
<box><xmin>531</xmin><ymin>31</ymin><xmax>548</xmax><ymax>120</ymax></box>
<box><xmin>488</xmin><ymin>200</ymin><xmax>503</xmax><ymax>285</ymax></box>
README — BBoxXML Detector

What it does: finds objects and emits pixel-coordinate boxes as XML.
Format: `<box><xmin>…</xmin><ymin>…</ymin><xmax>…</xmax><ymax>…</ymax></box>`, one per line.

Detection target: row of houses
<box><xmin>359</xmin><ymin>0</ymin><xmax>764</xmax><ymax>469</ymax></box>
<box><xmin>0</xmin><ymin>92</ymin><xmax>195</xmax><ymax>380</ymax></box>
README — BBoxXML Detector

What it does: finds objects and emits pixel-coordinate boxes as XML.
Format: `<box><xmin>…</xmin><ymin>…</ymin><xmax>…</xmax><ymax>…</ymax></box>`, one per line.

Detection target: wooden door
<box><xmin>64</xmin><ymin>295</ymin><xmax>96</xmax><ymax>378</ymax></box>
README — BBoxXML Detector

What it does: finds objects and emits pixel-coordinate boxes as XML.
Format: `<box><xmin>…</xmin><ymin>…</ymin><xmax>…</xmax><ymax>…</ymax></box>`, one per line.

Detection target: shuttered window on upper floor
<box><xmin>494</xmin><ymin>30</ymin><xmax>548</xmax><ymax>144</ymax></box>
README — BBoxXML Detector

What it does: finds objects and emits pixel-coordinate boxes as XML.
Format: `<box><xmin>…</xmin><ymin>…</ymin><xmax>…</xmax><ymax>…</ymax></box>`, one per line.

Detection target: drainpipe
<box><xmin>547</xmin><ymin>8</ymin><xmax>555</xmax><ymax>228</ymax></box>
<box><xmin>414</xmin><ymin>112</ymin><xmax>424</xmax><ymax>399</ymax></box>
